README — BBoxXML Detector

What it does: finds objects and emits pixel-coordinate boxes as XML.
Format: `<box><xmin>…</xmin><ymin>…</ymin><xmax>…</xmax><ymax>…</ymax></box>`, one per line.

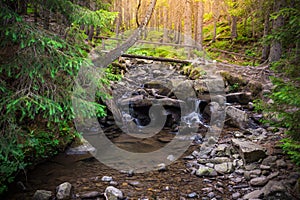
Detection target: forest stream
<box><xmin>5</xmin><ymin>59</ymin><xmax>300</xmax><ymax>200</ymax></box>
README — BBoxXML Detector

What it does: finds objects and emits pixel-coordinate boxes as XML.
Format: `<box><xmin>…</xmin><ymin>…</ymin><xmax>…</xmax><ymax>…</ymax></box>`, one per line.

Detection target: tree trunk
<box><xmin>212</xmin><ymin>0</ymin><xmax>219</xmax><ymax>42</ymax></box>
<box><xmin>163</xmin><ymin>5</ymin><xmax>168</xmax><ymax>43</ymax></box>
<box><xmin>114</xmin><ymin>0</ymin><xmax>122</xmax><ymax>36</ymax></box>
<box><xmin>93</xmin><ymin>0</ymin><xmax>157</xmax><ymax>125</ymax></box>
<box><xmin>87</xmin><ymin>25</ymin><xmax>94</xmax><ymax>41</ymax></box>
<box><xmin>184</xmin><ymin>0</ymin><xmax>192</xmax><ymax>46</ymax></box>
<box><xmin>196</xmin><ymin>0</ymin><xmax>204</xmax><ymax>48</ymax></box>
<box><xmin>269</xmin><ymin>0</ymin><xmax>285</xmax><ymax>62</ymax></box>
<box><xmin>261</xmin><ymin>13</ymin><xmax>270</xmax><ymax>61</ymax></box>
<box><xmin>231</xmin><ymin>16</ymin><xmax>238</xmax><ymax>39</ymax></box>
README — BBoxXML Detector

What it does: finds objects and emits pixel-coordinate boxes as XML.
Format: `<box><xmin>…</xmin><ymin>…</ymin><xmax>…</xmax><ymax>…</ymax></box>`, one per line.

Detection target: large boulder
<box><xmin>226</xmin><ymin>92</ymin><xmax>252</xmax><ymax>105</ymax></box>
<box><xmin>231</xmin><ymin>138</ymin><xmax>267</xmax><ymax>164</ymax></box>
<box><xmin>226</xmin><ymin>106</ymin><xmax>248</xmax><ymax>129</ymax></box>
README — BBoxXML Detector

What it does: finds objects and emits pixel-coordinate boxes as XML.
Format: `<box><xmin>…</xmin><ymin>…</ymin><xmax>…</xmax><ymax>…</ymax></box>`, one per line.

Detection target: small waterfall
<box><xmin>182</xmin><ymin>99</ymin><xmax>208</xmax><ymax>127</ymax></box>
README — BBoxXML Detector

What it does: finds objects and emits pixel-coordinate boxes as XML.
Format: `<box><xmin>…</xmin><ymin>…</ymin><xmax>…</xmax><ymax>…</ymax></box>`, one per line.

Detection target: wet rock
<box><xmin>226</xmin><ymin>92</ymin><xmax>252</xmax><ymax>105</ymax></box>
<box><xmin>243</xmin><ymin>189</ymin><xmax>263</xmax><ymax>199</ymax></box>
<box><xmin>276</xmin><ymin>159</ymin><xmax>287</xmax><ymax>168</ymax></box>
<box><xmin>294</xmin><ymin>178</ymin><xmax>300</xmax><ymax>199</ymax></box>
<box><xmin>207</xmin><ymin>192</ymin><xmax>215</xmax><ymax>198</ymax></box>
<box><xmin>232</xmin><ymin>192</ymin><xmax>241</xmax><ymax>199</ymax></box>
<box><xmin>207</xmin><ymin>157</ymin><xmax>232</xmax><ymax>164</ymax></box>
<box><xmin>262</xmin><ymin>180</ymin><xmax>287</xmax><ymax>197</ymax></box>
<box><xmin>66</xmin><ymin>138</ymin><xmax>96</xmax><ymax>155</ymax></box>
<box><xmin>267</xmin><ymin>171</ymin><xmax>279</xmax><ymax>180</ymax></box>
<box><xmin>231</xmin><ymin>138</ymin><xmax>267</xmax><ymax>163</ymax></box>
<box><xmin>104</xmin><ymin>186</ymin><xmax>123</xmax><ymax>200</ymax></box>
<box><xmin>33</xmin><ymin>190</ymin><xmax>53</xmax><ymax>200</ymax></box>
<box><xmin>56</xmin><ymin>182</ymin><xmax>73</xmax><ymax>200</ymax></box>
<box><xmin>102</xmin><ymin>176</ymin><xmax>113</xmax><ymax>182</ymax></box>
<box><xmin>195</xmin><ymin>165</ymin><xmax>218</xmax><ymax>177</ymax></box>
<box><xmin>156</xmin><ymin>163</ymin><xmax>167</xmax><ymax>171</ymax></box>
<box><xmin>262</xmin><ymin>155</ymin><xmax>277</xmax><ymax>166</ymax></box>
<box><xmin>128</xmin><ymin>181</ymin><xmax>141</xmax><ymax>187</ymax></box>
<box><xmin>187</xmin><ymin>192</ymin><xmax>198</xmax><ymax>198</ymax></box>
<box><xmin>211</xmin><ymin>144</ymin><xmax>229</xmax><ymax>157</ymax></box>
<box><xmin>260</xmin><ymin>164</ymin><xmax>271</xmax><ymax>170</ymax></box>
<box><xmin>214</xmin><ymin>162</ymin><xmax>234</xmax><ymax>174</ymax></box>
<box><xmin>249</xmin><ymin>176</ymin><xmax>269</xmax><ymax>186</ymax></box>
<box><xmin>109</xmin><ymin>181</ymin><xmax>118</xmax><ymax>186</ymax></box>
<box><xmin>80</xmin><ymin>191</ymin><xmax>102</xmax><ymax>199</ymax></box>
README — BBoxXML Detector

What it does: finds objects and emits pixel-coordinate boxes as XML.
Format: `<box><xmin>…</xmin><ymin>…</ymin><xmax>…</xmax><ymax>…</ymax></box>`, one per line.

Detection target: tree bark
<box><xmin>196</xmin><ymin>0</ymin><xmax>204</xmax><ymax>48</ymax></box>
<box><xmin>269</xmin><ymin>0</ymin><xmax>285</xmax><ymax>62</ymax></box>
<box><xmin>163</xmin><ymin>5</ymin><xmax>168</xmax><ymax>43</ymax></box>
<box><xmin>231</xmin><ymin>15</ymin><xmax>238</xmax><ymax>39</ymax></box>
<box><xmin>184</xmin><ymin>0</ymin><xmax>192</xmax><ymax>46</ymax></box>
<box><xmin>261</xmin><ymin>12</ymin><xmax>270</xmax><ymax>61</ymax></box>
<box><xmin>212</xmin><ymin>0</ymin><xmax>220</xmax><ymax>42</ymax></box>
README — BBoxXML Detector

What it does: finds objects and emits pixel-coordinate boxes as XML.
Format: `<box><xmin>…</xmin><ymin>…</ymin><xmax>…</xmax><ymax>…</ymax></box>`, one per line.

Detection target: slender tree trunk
<box><xmin>261</xmin><ymin>13</ymin><xmax>270</xmax><ymax>61</ymax></box>
<box><xmin>184</xmin><ymin>0</ymin><xmax>192</xmax><ymax>46</ymax></box>
<box><xmin>231</xmin><ymin>16</ymin><xmax>238</xmax><ymax>39</ymax></box>
<box><xmin>212</xmin><ymin>0</ymin><xmax>219</xmax><ymax>42</ymax></box>
<box><xmin>269</xmin><ymin>0</ymin><xmax>285</xmax><ymax>62</ymax></box>
<box><xmin>196</xmin><ymin>0</ymin><xmax>204</xmax><ymax>47</ymax></box>
<box><xmin>163</xmin><ymin>5</ymin><xmax>168</xmax><ymax>43</ymax></box>
<box><xmin>88</xmin><ymin>25</ymin><xmax>94</xmax><ymax>41</ymax></box>
<box><xmin>251</xmin><ymin>13</ymin><xmax>255</xmax><ymax>38</ymax></box>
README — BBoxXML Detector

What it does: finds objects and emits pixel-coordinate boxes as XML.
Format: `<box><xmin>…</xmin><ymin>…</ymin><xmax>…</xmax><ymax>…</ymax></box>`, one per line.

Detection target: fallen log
<box><xmin>121</xmin><ymin>53</ymin><xmax>191</xmax><ymax>64</ymax></box>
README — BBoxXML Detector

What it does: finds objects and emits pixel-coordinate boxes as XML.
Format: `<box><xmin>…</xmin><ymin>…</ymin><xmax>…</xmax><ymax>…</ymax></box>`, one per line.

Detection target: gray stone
<box><xmin>262</xmin><ymin>180</ymin><xmax>286</xmax><ymax>196</ymax></box>
<box><xmin>242</xmin><ymin>189</ymin><xmax>263</xmax><ymax>199</ymax></box>
<box><xmin>294</xmin><ymin>178</ymin><xmax>300</xmax><ymax>199</ymax></box>
<box><xmin>214</xmin><ymin>162</ymin><xmax>234</xmax><ymax>174</ymax></box>
<box><xmin>267</xmin><ymin>171</ymin><xmax>279</xmax><ymax>180</ymax></box>
<box><xmin>33</xmin><ymin>190</ymin><xmax>53</xmax><ymax>200</ymax></box>
<box><xmin>102</xmin><ymin>176</ymin><xmax>113</xmax><ymax>182</ymax></box>
<box><xmin>196</xmin><ymin>165</ymin><xmax>218</xmax><ymax>177</ymax></box>
<box><xmin>262</xmin><ymin>156</ymin><xmax>277</xmax><ymax>166</ymax></box>
<box><xmin>250</xmin><ymin>176</ymin><xmax>269</xmax><ymax>186</ymax></box>
<box><xmin>276</xmin><ymin>159</ymin><xmax>287</xmax><ymax>168</ymax></box>
<box><xmin>187</xmin><ymin>192</ymin><xmax>198</xmax><ymax>198</ymax></box>
<box><xmin>259</xmin><ymin>165</ymin><xmax>271</xmax><ymax>170</ymax></box>
<box><xmin>156</xmin><ymin>163</ymin><xmax>167</xmax><ymax>171</ymax></box>
<box><xmin>128</xmin><ymin>181</ymin><xmax>140</xmax><ymax>186</ymax></box>
<box><xmin>207</xmin><ymin>192</ymin><xmax>215</xmax><ymax>198</ymax></box>
<box><xmin>80</xmin><ymin>191</ymin><xmax>102</xmax><ymax>199</ymax></box>
<box><xmin>232</xmin><ymin>192</ymin><xmax>241</xmax><ymax>199</ymax></box>
<box><xmin>231</xmin><ymin>139</ymin><xmax>267</xmax><ymax>164</ymax></box>
<box><xmin>56</xmin><ymin>182</ymin><xmax>72</xmax><ymax>200</ymax></box>
<box><xmin>226</xmin><ymin>106</ymin><xmax>248</xmax><ymax>128</ymax></box>
<box><xmin>211</xmin><ymin>144</ymin><xmax>228</xmax><ymax>157</ymax></box>
<box><xmin>226</xmin><ymin>92</ymin><xmax>252</xmax><ymax>105</ymax></box>
<box><xmin>104</xmin><ymin>186</ymin><xmax>123</xmax><ymax>200</ymax></box>
<box><xmin>109</xmin><ymin>181</ymin><xmax>118</xmax><ymax>186</ymax></box>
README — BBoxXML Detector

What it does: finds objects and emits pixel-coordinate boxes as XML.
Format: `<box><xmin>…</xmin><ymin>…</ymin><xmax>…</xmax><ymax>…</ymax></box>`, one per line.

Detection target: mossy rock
<box><xmin>245</xmin><ymin>80</ymin><xmax>263</xmax><ymax>97</ymax></box>
<box><xmin>220</xmin><ymin>71</ymin><xmax>248</xmax><ymax>86</ymax></box>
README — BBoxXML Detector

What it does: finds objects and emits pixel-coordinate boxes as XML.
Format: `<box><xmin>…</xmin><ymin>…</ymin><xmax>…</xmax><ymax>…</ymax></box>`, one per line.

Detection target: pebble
<box><xmin>187</xmin><ymin>192</ymin><xmax>198</xmax><ymax>198</ymax></box>
<box><xmin>104</xmin><ymin>186</ymin><xmax>123</xmax><ymax>200</ymax></box>
<box><xmin>232</xmin><ymin>192</ymin><xmax>241</xmax><ymax>199</ymax></box>
<box><xmin>56</xmin><ymin>182</ymin><xmax>72</xmax><ymax>200</ymax></box>
<box><xmin>101</xmin><ymin>176</ymin><xmax>113</xmax><ymax>182</ymax></box>
<box><xmin>207</xmin><ymin>192</ymin><xmax>215</xmax><ymax>198</ymax></box>
<box><xmin>157</xmin><ymin>163</ymin><xmax>167</xmax><ymax>171</ymax></box>
<box><xmin>249</xmin><ymin>176</ymin><xmax>269</xmax><ymax>186</ymax></box>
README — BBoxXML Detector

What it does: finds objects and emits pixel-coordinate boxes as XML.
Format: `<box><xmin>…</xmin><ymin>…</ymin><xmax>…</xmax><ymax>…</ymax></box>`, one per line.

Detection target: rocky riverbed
<box><xmin>5</xmin><ymin>59</ymin><xmax>300</xmax><ymax>200</ymax></box>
